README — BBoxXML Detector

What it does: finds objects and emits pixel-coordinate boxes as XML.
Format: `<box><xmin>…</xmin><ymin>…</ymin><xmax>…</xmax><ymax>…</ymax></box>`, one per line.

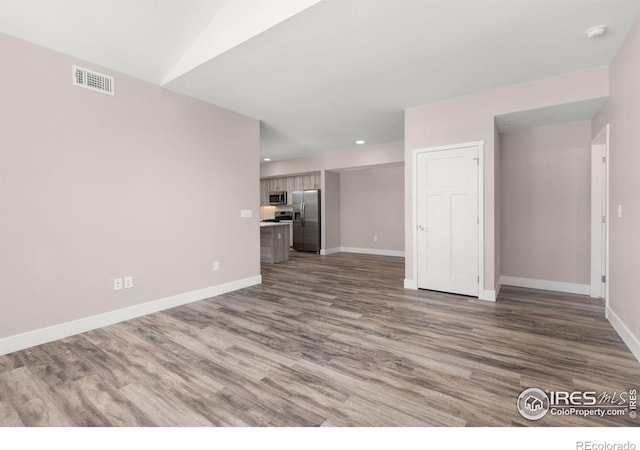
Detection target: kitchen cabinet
<box><xmin>269</xmin><ymin>178</ymin><xmax>286</xmax><ymax>192</ymax></box>
<box><xmin>260</xmin><ymin>179</ymin><xmax>270</xmax><ymax>205</ymax></box>
<box><xmin>260</xmin><ymin>223</ymin><xmax>289</xmax><ymax>263</ymax></box>
<box><xmin>302</xmin><ymin>174</ymin><xmax>320</xmax><ymax>190</ymax></box>
<box><xmin>285</xmin><ymin>177</ymin><xmax>295</xmax><ymax>205</ymax></box>
<box><xmin>260</xmin><ymin>172</ymin><xmax>321</xmax><ymax>205</ymax></box>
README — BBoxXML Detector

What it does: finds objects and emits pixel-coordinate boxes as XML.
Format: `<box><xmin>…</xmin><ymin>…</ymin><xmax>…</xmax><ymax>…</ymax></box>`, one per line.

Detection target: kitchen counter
<box><xmin>260</xmin><ymin>223</ymin><xmax>289</xmax><ymax>263</ymax></box>
<box><xmin>260</xmin><ymin>222</ymin><xmax>288</xmax><ymax>228</ymax></box>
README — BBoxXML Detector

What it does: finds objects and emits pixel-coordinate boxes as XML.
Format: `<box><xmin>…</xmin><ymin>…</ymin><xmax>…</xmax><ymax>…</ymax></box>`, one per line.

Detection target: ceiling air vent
<box><xmin>72</xmin><ymin>65</ymin><xmax>114</xmax><ymax>95</ymax></box>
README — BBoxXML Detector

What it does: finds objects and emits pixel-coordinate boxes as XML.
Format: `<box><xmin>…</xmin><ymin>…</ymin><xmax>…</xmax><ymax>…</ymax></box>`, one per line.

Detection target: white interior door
<box><xmin>417</xmin><ymin>147</ymin><xmax>479</xmax><ymax>296</ymax></box>
<box><xmin>590</xmin><ymin>125</ymin><xmax>609</xmax><ymax>300</ymax></box>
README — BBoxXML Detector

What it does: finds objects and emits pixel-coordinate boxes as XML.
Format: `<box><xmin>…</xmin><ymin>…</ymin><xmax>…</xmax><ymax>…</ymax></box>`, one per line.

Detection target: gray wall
<box><xmin>0</xmin><ymin>34</ymin><xmax>260</xmax><ymax>339</ymax></box>
<box><xmin>592</xmin><ymin>16</ymin><xmax>640</xmax><ymax>355</ymax></box>
<box><xmin>494</xmin><ymin>123</ymin><xmax>502</xmax><ymax>290</ymax></box>
<box><xmin>340</xmin><ymin>164</ymin><xmax>404</xmax><ymax>252</ymax></box>
<box><xmin>324</xmin><ymin>170</ymin><xmax>341</xmax><ymax>250</ymax></box>
<box><xmin>500</xmin><ymin>121</ymin><xmax>591</xmax><ymax>285</ymax></box>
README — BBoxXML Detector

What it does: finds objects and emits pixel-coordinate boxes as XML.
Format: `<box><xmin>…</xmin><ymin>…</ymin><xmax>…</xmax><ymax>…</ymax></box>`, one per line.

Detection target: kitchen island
<box><xmin>260</xmin><ymin>222</ymin><xmax>290</xmax><ymax>263</ymax></box>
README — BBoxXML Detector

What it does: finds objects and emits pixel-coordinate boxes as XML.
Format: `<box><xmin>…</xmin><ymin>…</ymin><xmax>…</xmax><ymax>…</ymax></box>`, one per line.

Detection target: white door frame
<box><xmin>411</xmin><ymin>140</ymin><xmax>485</xmax><ymax>299</ymax></box>
<box><xmin>590</xmin><ymin>124</ymin><xmax>610</xmax><ymax>313</ymax></box>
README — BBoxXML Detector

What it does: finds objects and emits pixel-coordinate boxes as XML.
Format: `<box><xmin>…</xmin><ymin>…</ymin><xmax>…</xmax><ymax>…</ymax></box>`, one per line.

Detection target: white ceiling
<box><xmin>0</xmin><ymin>0</ymin><xmax>227</xmax><ymax>84</ymax></box>
<box><xmin>2</xmin><ymin>0</ymin><xmax>640</xmax><ymax>161</ymax></box>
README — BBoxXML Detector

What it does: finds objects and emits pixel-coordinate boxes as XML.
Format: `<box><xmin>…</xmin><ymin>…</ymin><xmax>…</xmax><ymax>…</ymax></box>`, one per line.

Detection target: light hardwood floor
<box><xmin>1</xmin><ymin>252</ymin><xmax>639</xmax><ymax>426</ymax></box>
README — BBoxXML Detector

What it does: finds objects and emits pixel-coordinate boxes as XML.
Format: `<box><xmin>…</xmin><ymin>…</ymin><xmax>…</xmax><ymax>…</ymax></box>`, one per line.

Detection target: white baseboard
<box><xmin>500</xmin><ymin>276</ymin><xmax>590</xmax><ymax>295</ymax></box>
<box><xmin>339</xmin><ymin>247</ymin><xmax>405</xmax><ymax>257</ymax></box>
<box><xmin>404</xmin><ymin>278</ymin><xmax>417</xmax><ymax>289</ymax></box>
<box><xmin>479</xmin><ymin>289</ymin><xmax>497</xmax><ymax>302</ymax></box>
<box><xmin>607</xmin><ymin>306</ymin><xmax>640</xmax><ymax>363</ymax></box>
<box><xmin>320</xmin><ymin>247</ymin><xmax>341</xmax><ymax>256</ymax></box>
<box><xmin>482</xmin><ymin>280</ymin><xmax>502</xmax><ymax>302</ymax></box>
<box><xmin>0</xmin><ymin>275</ymin><xmax>262</xmax><ymax>356</ymax></box>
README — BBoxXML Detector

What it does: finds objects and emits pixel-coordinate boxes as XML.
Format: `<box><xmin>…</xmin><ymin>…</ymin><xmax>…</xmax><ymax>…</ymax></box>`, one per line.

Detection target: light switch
<box><xmin>617</xmin><ymin>204</ymin><xmax>623</xmax><ymax>218</ymax></box>
<box><xmin>241</xmin><ymin>209</ymin><xmax>252</xmax><ymax>218</ymax></box>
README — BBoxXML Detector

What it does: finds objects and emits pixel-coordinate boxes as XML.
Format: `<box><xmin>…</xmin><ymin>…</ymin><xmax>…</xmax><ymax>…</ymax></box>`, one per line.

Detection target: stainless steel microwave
<box><xmin>269</xmin><ymin>191</ymin><xmax>287</xmax><ymax>205</ymax></box>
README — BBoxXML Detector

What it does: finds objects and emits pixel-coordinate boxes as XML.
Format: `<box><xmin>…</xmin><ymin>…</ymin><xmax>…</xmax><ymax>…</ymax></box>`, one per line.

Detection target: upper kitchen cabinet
<box><xmin>260</xmin><ymin>179</ymin><xmax>270</xmax><ymax>205</ymax></box>
<box><xmin>285</xmin><ymin>177</ymin><xmax>295</xmax><ymax>205</ymax></box>
<box><xmin>260</xmin><ymin>172</ymin><xmax>321</xmax><ymax>205</ymax></box>
<box><xmin>302</xmin><ymin>174</ymin><xmax>320</xmax><ymax>190</ymax></box>
<box><xmin>269</xmin><ymin>178</ymin><xmax>286</xmax><ymax>192</ymax></box>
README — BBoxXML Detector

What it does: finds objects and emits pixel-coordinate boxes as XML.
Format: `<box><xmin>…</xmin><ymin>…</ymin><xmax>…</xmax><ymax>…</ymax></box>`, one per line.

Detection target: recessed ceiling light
<box><xmin>263</xmin><ymin>158</ymin><xmax>271</xmax><ymax>161</ymax></box>
<box><xmin>355</xmin><ymin>140</ymin><xmax>365</xmax><ymax>145</ymax></box>
<box><xmin>585</xmin><ymin>24</ymin><xmax>607</xmax><ymax>38</ymax></box>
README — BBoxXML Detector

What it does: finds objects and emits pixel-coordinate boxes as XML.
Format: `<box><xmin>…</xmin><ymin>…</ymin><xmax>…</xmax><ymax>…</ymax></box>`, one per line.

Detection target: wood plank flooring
<box><xmin>1</xmin><ymin>252</ymin><xmax>639</xmax><ymax>426</ymax></box>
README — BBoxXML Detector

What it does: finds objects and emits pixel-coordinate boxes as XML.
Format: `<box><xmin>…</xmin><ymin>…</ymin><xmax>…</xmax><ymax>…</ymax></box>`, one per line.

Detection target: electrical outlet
<box><xmin>113</xmin><ymin>278</ymin><xmax>123</xmax><ymax>291</ymax></box>
<box><xmin>124</xmin><ymin>276</ymin><xmax>133</xmax><ymax>289</ymax></box>
<box><xmin>373</xmin><ymin>235</ymin><xmax>378</xmax><ymax>242</ymax></box>
<box><xmin>213</xmin><ymin>261</ymin><xmax>220</xmax><ymax>272</ymax></box>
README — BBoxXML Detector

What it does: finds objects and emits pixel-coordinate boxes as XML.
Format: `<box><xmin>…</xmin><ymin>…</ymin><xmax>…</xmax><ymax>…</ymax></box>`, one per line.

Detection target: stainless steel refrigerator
<box><xmin>292</xmin><ymin>189</ymin><xmax>321</xmax><ymax>253</ymax></box>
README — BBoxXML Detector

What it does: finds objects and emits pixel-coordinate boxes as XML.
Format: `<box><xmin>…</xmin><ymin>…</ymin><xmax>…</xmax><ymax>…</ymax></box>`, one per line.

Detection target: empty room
<box><xmin>1</xmin><ymin>0</ymin><xmax>639</xmax><ymax>445</ymax></box>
